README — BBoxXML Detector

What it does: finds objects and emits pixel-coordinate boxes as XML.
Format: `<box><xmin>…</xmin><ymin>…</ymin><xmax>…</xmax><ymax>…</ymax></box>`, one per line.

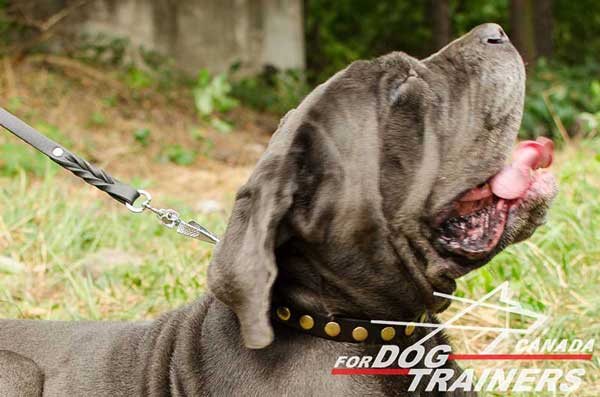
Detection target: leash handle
<box><xmin>0</xmin><ymin>107</ymin><xmax>140</xmax><ymax>205</ymax></box>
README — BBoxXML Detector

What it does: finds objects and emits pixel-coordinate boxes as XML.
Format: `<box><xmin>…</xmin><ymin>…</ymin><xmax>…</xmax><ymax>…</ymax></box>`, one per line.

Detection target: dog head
<box><xmin>208</xmin><ymin>24</ymin><xmax>557</xmax><ymax>349</ymax></box>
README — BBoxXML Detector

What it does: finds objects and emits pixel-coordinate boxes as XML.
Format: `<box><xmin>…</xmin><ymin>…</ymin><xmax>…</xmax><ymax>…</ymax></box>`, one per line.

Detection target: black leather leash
<box><xmin>0</xmin><ymin>107</ymin><xmax>139</xmax><ymax>205</ymax></box>
<box><xmin>0</xmin><ymin>107</ymin><xmax>219</xmax><ymax>244</ymax></box>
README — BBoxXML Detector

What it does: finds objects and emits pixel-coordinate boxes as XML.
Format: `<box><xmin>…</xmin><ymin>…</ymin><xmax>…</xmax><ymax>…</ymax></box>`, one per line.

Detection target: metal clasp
<box><xmin>126</xmin><ymin>190</ymin><xmax>219</xmax><ymax>244</ymax></box>
<box><xmin>126</xmin><ymin>190</ymin><xmax>153</xmax><ymax>213</ymax></box>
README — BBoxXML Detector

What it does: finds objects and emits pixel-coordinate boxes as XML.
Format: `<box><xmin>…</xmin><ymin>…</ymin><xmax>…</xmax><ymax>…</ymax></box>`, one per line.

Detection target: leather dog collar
<box><xmin>272</xmin><ymin>305</ymin><xmax>428</xmax><ymax>344</ymax></box>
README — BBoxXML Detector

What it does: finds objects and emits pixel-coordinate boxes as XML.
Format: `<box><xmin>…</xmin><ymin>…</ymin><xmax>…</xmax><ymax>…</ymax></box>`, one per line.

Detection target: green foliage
<box><xmin>0</xmin><ymin>144</ymin><xmax>50</xmax><ymax>176</ymax></box>
<box><xmin>124</xmin><ymin>67</ymin><xmax>154</xmax><ymax>90</ymax></box>
<box><xmin>0</xmin><ymin>171</ymin><xmax>222</xmax><ymax>319</ymax></box>
<box><xmin>192</xmin><ymin>69</ymin><xmax>238</xmax><ymax>116</ymax></box>
<box><xmin>72</xmin><ymin>34</ymin><xmax>188</xmax><ymax>93</ymax></box>
<box><xmin>133</xmin><ymin>128</ymin><xmax>151</xmax><ymax>147</ymax></box>
<box><xmin>455</xmin><ymin>139</ymin><xmax>600</xmax><ymax>360</ymax></box>
<box><xmin>303</xmin><ymin>1</ymin><xmax>600</xmax><ymax>140</ymax></box>
<box><xmin>75</xmin><ymin>33</ymin><xmax>129</xmax><ymax>66</ymax></box>
<box><xmin>138</xmin><ymin>47</ymin><xmax>184</xmax><ymax>91</ymax></box>
<box><xmin>162</xmin><ymin>144</ymin><xmax>197</xmax><ymax>166</ymax></box>
<box><xmin>189</xmin><ymin>127</ymin><xmax>215</xmax><ymax>157</ymax></box>
<box><xmin>521</xmin><ymin>60</ymin><xmax>600</xmax><ymax>141</ymax></box>
<box><xmin>0</xmin><ymin>0</ymin><xmax>26</xmax><ymax>48</ymax></box>
<box><xmin>34</xmin><ymin>122</ymin><xmax>72</xmax><ymax>146</ymax></box>
<box><xmin>0</xmin><ymin>122</ymin><xmax>69</xmax><ymax>177</ymax></box>
<box><xmin>305</xmin><ymin>0</ymin><xmax>430</xmax><ymax>83</ymax></box>
<box><xmin>1</xmin><ymin>141</ymin><xmax>598</xmax><ymax>389</ymax></box>
<box><xmin>191</xmin><ymin>69</ymin><xmax>239</xmax><ymax>132</ymax></box>
<box><xmin>101</xmin><ymin>96</ymin><xmax>118</xmax><ymax>108</ymax></box>
<box><xmin>554</xmin><ymin>0</ymin><xmax>600</xmax><ymax>64</ymax></box>
<box><xmin>88</xmin><ymin>111</ymin><xmax>107</xmax><ymax>127</ymax></box>
<box><xmin>231</xmin><ymin>68</ymin><xmax>309</xmax><ymax>115</ymax></box>
<box><xmin>451</xmin><ymin>0</ymin><xmax>508</xmax><ymax>36</ymax></box>
<box><xmin>208</xmin><ymin>117</ymin><xmax>233</xmax><ymax>134</ymax></box>
<box><xmin>303</xmin><ymin>0</ymin><xmax>600</xmax><ymax>104</ymax></box>
<box><xmin>6</xmin><ymin>97</ymin><xmax>24</xmax><ymax>113</ymax></box>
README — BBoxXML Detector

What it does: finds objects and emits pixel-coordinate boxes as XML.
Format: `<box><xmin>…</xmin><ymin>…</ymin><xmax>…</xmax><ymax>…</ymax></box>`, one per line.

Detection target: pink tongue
<box><xmin>489</xmin><ymin>137</ymin><xmax>554</xmax><ymax>200</ymax></box>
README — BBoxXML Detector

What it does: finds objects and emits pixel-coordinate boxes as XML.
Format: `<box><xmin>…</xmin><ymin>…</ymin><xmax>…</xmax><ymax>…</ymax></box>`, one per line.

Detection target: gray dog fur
<box><xmin>0</xmin><ymin>24</ymin><xmax>556</xmax><ymax>396</ymax></box>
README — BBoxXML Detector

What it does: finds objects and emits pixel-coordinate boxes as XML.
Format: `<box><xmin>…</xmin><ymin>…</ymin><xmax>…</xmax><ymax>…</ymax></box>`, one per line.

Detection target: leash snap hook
<box><xmin>124</xmin><ymin>189</ymin><xmax>219</xmax><ymax>244</ymax></box>
<box><xmin>158</xmin><ymin>209</ymin><xmax>180</xmax><ymax>229</ymax></box>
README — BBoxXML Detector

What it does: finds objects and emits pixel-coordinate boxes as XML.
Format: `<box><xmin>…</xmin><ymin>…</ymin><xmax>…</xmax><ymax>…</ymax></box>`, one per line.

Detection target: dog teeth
<box><xmin>439</xmin><ymin>199</ymin><xmax>503</xmax><ymax>250</ymax></box>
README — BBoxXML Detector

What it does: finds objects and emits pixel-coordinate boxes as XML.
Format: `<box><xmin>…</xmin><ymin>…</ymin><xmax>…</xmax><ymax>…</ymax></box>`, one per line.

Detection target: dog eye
<box><xmin>486</xmin><ymin>37</ymin><xmax>505</xmax><ymax>44</ymax></box>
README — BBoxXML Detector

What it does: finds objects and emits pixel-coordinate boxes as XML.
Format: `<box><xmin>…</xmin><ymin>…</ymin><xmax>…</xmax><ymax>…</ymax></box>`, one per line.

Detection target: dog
<box><xmin>0</xmin><ymin>23</ymin><xmax>557</xmax><ymax>396</ymax></box>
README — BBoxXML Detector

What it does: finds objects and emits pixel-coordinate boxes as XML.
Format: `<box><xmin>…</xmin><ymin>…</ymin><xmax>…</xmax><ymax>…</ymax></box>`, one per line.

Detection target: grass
<box><xmin>441</xmin><ymin>139</ymin><xmax>600</xmax><ymax>395</ymax></box>
<box><xmin>0</xmin><ymin>139</ymin><xmax>598</xmax><ymax>395</ymax></box>
<box><xmin>0</xmin><ymin>58</ymin><xmax>598</xmax><ymax>395</ymax></box>
<box><xmin>0</xmin><ymin>165</ymin><xmax>224</xmax><ymax>320</ymax></box>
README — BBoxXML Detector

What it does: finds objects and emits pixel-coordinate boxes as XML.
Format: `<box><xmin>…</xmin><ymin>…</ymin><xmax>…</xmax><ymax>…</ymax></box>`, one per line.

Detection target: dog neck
<box><xmin>272</xmin><ymin>238</ymin><xmax>430</xmax><ymax>333</ymax></box>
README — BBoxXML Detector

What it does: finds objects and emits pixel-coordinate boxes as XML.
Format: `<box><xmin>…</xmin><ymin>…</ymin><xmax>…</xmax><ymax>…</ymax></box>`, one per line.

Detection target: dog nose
<box><xmin>479</xmin><ymin>23</ymin><xmax>509</xmax><ymax>44</ymax></box>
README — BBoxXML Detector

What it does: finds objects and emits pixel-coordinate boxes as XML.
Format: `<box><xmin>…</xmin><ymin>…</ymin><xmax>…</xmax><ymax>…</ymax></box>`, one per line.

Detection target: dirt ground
<box><xmin>0</xmin><ymin>56</ymin><xmax>278</xmax><ymax>209</ymax></box>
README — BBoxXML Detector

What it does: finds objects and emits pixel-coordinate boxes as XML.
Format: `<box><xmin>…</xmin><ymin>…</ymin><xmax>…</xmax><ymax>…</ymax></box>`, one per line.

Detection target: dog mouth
<box><xmin>435</xmin><ymin>137</ymin><xmax>556</xmax><ymax>260</ymax></box>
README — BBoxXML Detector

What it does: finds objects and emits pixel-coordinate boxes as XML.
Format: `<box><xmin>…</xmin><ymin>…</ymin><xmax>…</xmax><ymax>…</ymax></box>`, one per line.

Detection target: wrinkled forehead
<box><xmin>303</xmin><ymin>22</ymin><xmax>525</xmax><ymax>138</ymax></box>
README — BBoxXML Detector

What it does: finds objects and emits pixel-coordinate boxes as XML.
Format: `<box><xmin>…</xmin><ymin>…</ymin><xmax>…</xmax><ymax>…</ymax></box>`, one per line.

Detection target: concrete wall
<box><xmin>73</xmin><ymin>0</ymin><xmax>305</xmax><ymax>75</ymax></box>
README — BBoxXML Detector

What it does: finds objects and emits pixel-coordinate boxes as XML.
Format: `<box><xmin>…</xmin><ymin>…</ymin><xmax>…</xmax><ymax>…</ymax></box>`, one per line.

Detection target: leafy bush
<box><xmin>74</xmin><ymin>33</ymin><xmax>129</xmax><ymax>66</ymax></box>
<box><xmin>124</xmin><ymin>67</ymin><xmax>154</xmax><ymax>90</ymax></box>
<box><xmin>305</xmin><ymin>1</ymin><xmax>431</xmax><ymax>83</ymax></box>
<box><xmin>231</xmin><ymin>68</ymin><xmax>309</xmax><ymax>115</ymax></box>
<box><xmin>133</xmin><ymin>128</ymin><xmax>151</xmax><ymax>147</ymax></box>
<box><xmin>192</xmin><ymin>69</ymin><xmax>238</xmax><ymax>116</ymax></box>
<box><xmin>229</xmin><ymin>57</ymin><xmax>600</xmax><ymax>140</ymax></box>
<box><xmin>161</xmin><ymin>145</ymin><xmax>196</xmax><ymax>166</ymax></box>
<box><xmin>451</xmin><ymin>0</ymin><xmax>508</xmax><ymax>36</ymax></box>
<box><xmin>553</xmin><ymin>0</ymin><xmax>600</xmax><ymax>65</ymax></box>
<box><xmin>72</xmin><ymin>33</ymin><xmax>188</xmax><ymax>93</ymax></box>
<box><xmin>521</xmin><ymin>60</ymin><xmax>600</xmax><ymax>141</ymax></box>
<box><xmin>191</xmin><ymin>69</ymin><xmax>238</xmax><ymax>132</ymax></box>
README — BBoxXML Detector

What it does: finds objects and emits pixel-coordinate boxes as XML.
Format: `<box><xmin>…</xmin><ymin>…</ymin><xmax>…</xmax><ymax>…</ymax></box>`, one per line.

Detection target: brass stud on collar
<box><xmin>276</xmin><ymin>307</ymin><xmax>291</xmax><ymax>321</ymax></box>
<box><xmin>405</xmin><ymin>322</ymin><xmax>416</xmax><ymax>336</ymax></box>
<box><xmin>352</xmin><ymin>326</ymin><xmax>368</xmax><ymax>342</ymax></box>
<box><xmin>324</xmin><ymin>322</ymin><xmax>341</xmax><ymax>337</ymax></box>
<box><xmin>380</xmin><ymin>326</ymin><xmax>396</xmax><ymax>341</ymax></box>
<box><xmin>299</xmin><ymin>315</ymin><xmax>315</xmax><ymax>330</ymax></box>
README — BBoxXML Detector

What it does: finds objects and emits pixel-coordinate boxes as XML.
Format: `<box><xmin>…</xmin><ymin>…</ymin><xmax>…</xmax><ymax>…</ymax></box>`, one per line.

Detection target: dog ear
<box><xmin>207</xmin><ymin>64</ymin><xmax>380</xmax><ymax>348</ymax></box>
<box><xmin>207</xmin><ymin>116</ymin><xmax>298</xmax><ymax>349</ymax></box>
